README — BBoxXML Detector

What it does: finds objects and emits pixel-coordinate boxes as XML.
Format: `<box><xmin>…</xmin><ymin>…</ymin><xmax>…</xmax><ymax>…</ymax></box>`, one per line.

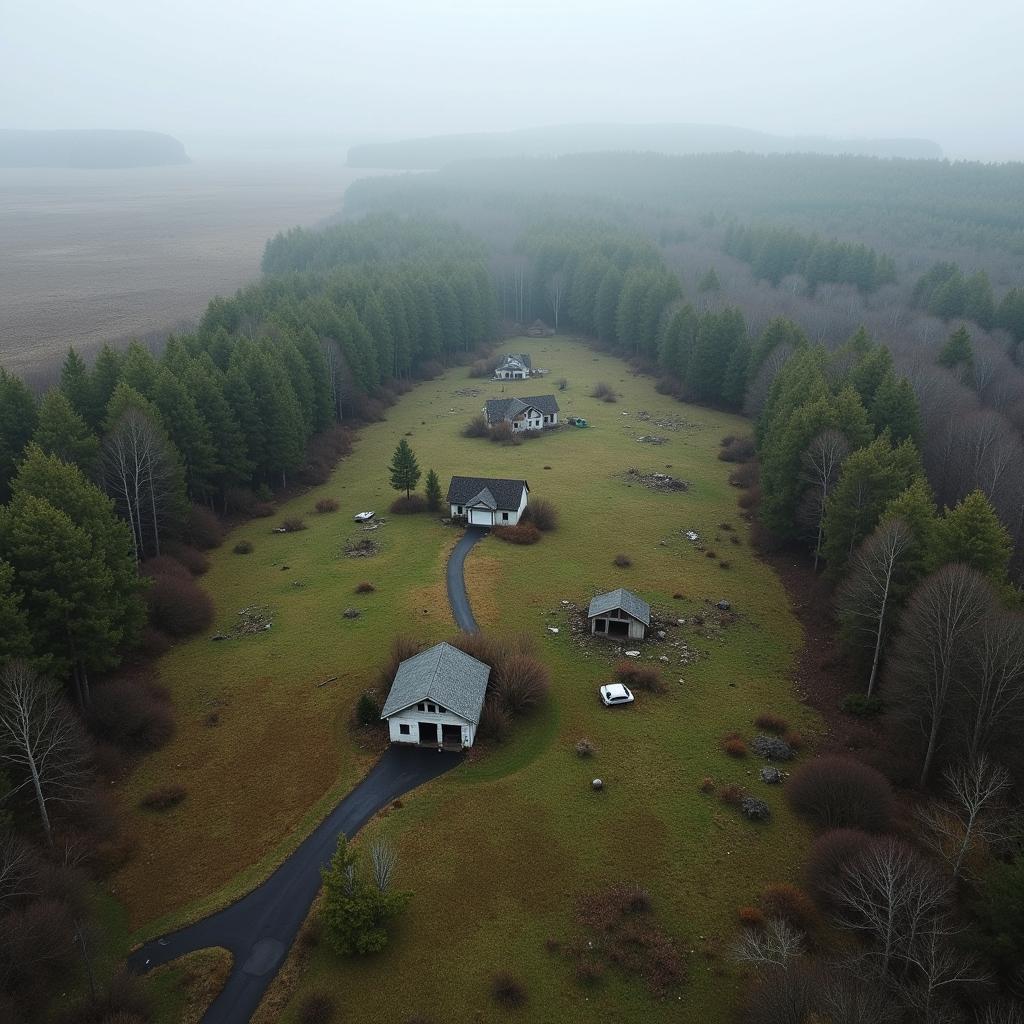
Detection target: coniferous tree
<box><xmin>388</xmin><ymin>439</ymin><xmax>421</xmax><ymax>499</ymax></box>
<box><xmin>697</xmin><ymin>267</ymin><xmax>721</xmax><ymax>293</ymax></box>
<box><xmin>938</xmin><ymin>326</ymin><xmax>974</xmax><ymax>374</ymax></box>
<box><xmin>0</xmin><ymin>367</ymin><xmax>38</xmax><ymax>502</ymax></box>
<box><xmin>936</xmin><ymin>490</ymin><xmax>1012</xmax><ymax>583</ymax></box>
<box><xmin>424</xmin><ymin>469</ymin><xmax>442</xmax><ymax>512</ymax></box>
<box><xmin>996</xmin><ymin>287</ymin><xmax>1024</xmax><ymax>344</ymax></box>
<box><xmin>0</xmin><ymin>561</ymin><xmax>31</xmax><ymax>663</ymax></box>
<box><xmin>32</xmin><ymin>390</ymin><xmax>99</xmax><ymax>474</ymax></box>
<box><xmin>58</xmin><ymin>348</ymin><xmax>96</xmax><ymax>426</ymax></box>
<box><xmin>870</xmin><ymin>372</ymin><xmax>921</xmax><ymax>444</ymax></box>
<box><xmin>89</xmin><ymin>344</ymin><xmax>125</xmax><ymax>423</ymax></box>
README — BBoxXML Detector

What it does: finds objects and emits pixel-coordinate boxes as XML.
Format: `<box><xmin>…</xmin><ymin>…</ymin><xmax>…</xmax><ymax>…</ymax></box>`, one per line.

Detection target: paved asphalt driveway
<box><xmin>129</xmin><ymin>746</ymin><xmax>462</xmax><ymax>1023</ymax></box>
<box><xmin>446</xmin><ymin>526</ymin><xmax>488</xmax><ymax>632</ymax></box>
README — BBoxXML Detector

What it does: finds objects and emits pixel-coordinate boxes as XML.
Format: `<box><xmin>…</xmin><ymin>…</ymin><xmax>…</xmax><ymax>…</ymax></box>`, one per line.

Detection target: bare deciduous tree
<box><xmin>962</xmin><ymin>611</ymin><xmax>1024</xmax><ymax>763</ymax></box>
<box><xmin>0</xmin><ymin>662</ymin><xmax>88</xmax><ymax>847</ymax></box>
<box><xmin>734</xmin><ymin>916</ymin><xmax>804</xmax><ymax>971</ymax></box>
<box><xmin>801</xmin><ymin>429</ymin><xmax>851</xmax><ymax>571</ymax></box>
<box><xmin>369</xmin><ymin>838</ymin><xmax>397</xmax><ymax>893</ymax></box>
<box><xmin>546</xmin><ymin>270</ymin><xmax>565</xmax><ymax>330</ymax></box>
<box><xmin>837</xmin><ymin>517</ymin><xmax>913</xmax><ymax>696</ymax></box>
<box><xmin>886</xmin><ymin>565</ymin><xmax>992</xmax><ymax>785</ymax></box>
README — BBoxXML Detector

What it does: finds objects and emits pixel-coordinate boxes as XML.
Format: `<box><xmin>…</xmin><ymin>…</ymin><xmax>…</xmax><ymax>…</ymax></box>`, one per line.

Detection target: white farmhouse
<box><xmin>447</xmin><ymin>476</ymin><xmax>529</xmax><ymax>527</ymax></box>
<box><xmin>494</xmin><ymin>353</ymin><xmax>531</xmax><ymax>380</ymax></box>
<box><xmin>587</xmin><ymin>588</ymin><xmax>651</xmax><ymax>641</ymax></box>
<box><xmin>380</xmin><ymin>642</ymin><xmax>489</xmax><ymax>749</ymax></box>
<box><xmin>483</xmin><ymin>395</ymin><xmax>559</xmax><ymax>431</ymax></box>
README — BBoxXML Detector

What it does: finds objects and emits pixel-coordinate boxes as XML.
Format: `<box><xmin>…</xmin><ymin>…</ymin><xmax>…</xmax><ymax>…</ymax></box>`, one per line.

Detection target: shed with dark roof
<box><xmin>587</xmin><ymin>588</ymin><xmax>651</xmax><ymax>641</ymax></box>
<box><xmin>381</xmin><ymin>641</ymin><xmax>490</xmax><ymax>748</ymax></box>
<box><xmin>483</xmin><ymin>395</ymin><xmax>559</xmax><ymax>429</ymax></box>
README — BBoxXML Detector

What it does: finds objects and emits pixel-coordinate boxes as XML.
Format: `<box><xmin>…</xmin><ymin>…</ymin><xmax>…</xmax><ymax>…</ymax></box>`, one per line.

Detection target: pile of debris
<box><xmin>625</xmin><ymin>468</ymin><xmax>689</xmax><ymax>492</ymax></box>
<box><xmin>232</xmin><ymin>605</ymin><xmax>274</xmax><ymax>636</ymax></box>
<box><xmin>636</xmin><ymin>435</ymin><xmax>668</xmax><ymax>445</ymax></box>
<box><xmin>452</xmin><ymin>387</ymin><xmax>482</xmax><ymax>397</ymax></box>
<box><xmin>635</xmin><ymin>411</ymin><xmax>696</xmax><ymax>431</ymax></box>
<box><xmin>344</xmin><ymin>536</ymin><xmax>380</xmax><ymax>558</ymax></box>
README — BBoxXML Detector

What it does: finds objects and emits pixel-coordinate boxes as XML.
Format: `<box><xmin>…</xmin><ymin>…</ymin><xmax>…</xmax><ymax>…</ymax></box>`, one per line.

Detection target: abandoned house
<box><xmin>494</xmin><ymin>353</ymin><xmax>531</xmax><ymax>379</ymax></box>
<box><xmin>483</xmin><ymin>395</ymin><xmax>560</xmax><ymax>430</ymax></box>
<box><xmin>587</xmin><ymin>588</ymin><xmax>651</xmax><ymax>640</ymax></box>
<box><xmin>381</xmin><ymin>642</ymin><xmax>489</xmax><ymax>749</ymax></box>
<box><xmin>447</xmin><ymin>475</ymin><xmax>529</xmax><ymax>526</ymax></box>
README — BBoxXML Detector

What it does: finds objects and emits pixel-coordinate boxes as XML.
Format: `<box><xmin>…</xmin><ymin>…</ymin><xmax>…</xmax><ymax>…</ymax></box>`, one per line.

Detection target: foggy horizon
<box><xmin>2</xmin><ymin>0</ymin><xmax>1022</xmax><ymax>162</ymax></box>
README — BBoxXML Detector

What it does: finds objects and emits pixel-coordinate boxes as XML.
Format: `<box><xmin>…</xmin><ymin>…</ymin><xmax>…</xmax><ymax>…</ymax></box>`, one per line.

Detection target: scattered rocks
<box><xmin>637</xmin><ymin>435</ymin><xmax>668</xmax><ymax>445</ymax></box>
<box><xmin>547</xmin><ymin>626</ymin><xmax>560</xmax><ymax>634</ymax></box>
<box><xmin>716</xmin><ymin>599</ymin><xmax>732</xmax><ymax>611</ymax></box>
<box><xmin>342</xmin><ymin>608</ymin><xmax>361</xmax><ymax>620</ymax></box>
<box><xmin>344</xmin><ymin>536</ymin><xmax>380</xmax><ymax>558</ymax></box>
<box><xmin>751</xmin><ymin>735</ymin><xmax>794</xmax><ymax>761</ymax></box>
<box><xmin>760</xmin><ymin>766</ymin><xmax>783</xmax><ymax>785</ymax></box>
<box><xmin>741</xmin><ymin>797</ymin><xmax>772</xmax><ymax>822</ymax></box>
<box><xmin>659</xmin><ymin>655</ymin><xmax>670</xmax><ymax>663</ymax></box>
<box><xmin>624</xmin><ymin>650</ymin><xmax>641</xmax><ymax>658</ymax></box>
<box><xmin>685</xmin><ymin>530</ymin><xmax>700</xmax><ymax>542</ymax></box>
<box><xmin>656</xmin><ymin>630</ymin><xmax>667</xmax><ymax>639</ymax></box>
<box><xmin>232</xmin><ymin>605</ymin><xmax>274</xmax><ymax>636</ymax></box>
<box><xmin>625</xmin><ymin>468</ymin><xmax>689</xmax><ymax>492</ymax></box>
<box><xmin>592</xmin><ymin>778</ymin><xmax>604</xmax><ymax>791</ymax></box>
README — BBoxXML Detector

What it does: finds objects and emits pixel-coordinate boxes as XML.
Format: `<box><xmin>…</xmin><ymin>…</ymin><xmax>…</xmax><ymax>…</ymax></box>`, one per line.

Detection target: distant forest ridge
<box><xmin>346</xmin><ymin>122</ymin><xmax>943</xmax><ymax>168</ymax></box>
<box><xmin>0</xmin><ymin>129</ymin><xmax>190</xmax><ymax>168</ymax></box>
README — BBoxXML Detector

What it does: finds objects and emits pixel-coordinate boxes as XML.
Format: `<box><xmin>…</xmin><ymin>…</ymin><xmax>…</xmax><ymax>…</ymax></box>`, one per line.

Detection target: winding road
<box><xmin>129</xmin><ymin>527</ymin><xmax>486</xmax><ymax>1022</ymax></box>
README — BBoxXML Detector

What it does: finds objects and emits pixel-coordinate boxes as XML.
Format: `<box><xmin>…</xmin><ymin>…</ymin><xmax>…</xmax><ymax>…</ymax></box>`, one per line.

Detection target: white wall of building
<box><xmin>386</xmin><ymin>704</ymin><xmax>476</xmax><ymax>748</ymax></box>
<box><xmin>450</xmin><ymin>485</ymin><xmax>529</xmax><ymax>526</ymax></box>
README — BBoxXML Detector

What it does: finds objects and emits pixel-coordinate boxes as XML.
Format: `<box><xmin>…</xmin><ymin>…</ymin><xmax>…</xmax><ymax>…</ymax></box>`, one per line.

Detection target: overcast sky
<box><xmin>2</xmin><ymin>0</ymin><xmax>1021</xmax><ymax>161</ymax></box>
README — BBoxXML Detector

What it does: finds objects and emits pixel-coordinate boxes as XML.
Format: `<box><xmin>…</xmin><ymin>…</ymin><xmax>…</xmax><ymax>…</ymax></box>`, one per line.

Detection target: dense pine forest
<box><xmin>1</xmin><ymin>150</ymin><xmax>1024</xmax><ymax>1021</ymax></box>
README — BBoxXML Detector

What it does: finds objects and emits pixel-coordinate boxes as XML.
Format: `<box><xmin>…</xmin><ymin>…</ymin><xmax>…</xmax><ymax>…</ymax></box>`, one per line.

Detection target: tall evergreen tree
<box><xmin>0</xmin><ymin>367</ymin><xmax>38</xmax><ymax>502</ymax></box>
<box><xmin>0</xmin><ymin>561</ymin><xmax>31</xmax><ymax>663</ymax></box>
<box><xmin>32</xmin><ymin>389</ymin><xmax>99</xmax><ymax>474</ymax></box>
<box><xmin>58</xmin><ymin>347</ymin><xmax>96</xmax><ymax>425</ymax></box>
<box><xmin>870</xmin><ymin>372</ymin><xmax>921</xmax><ymax>444</ymax></box>
<box><xmin>388</xmin><ymin>439</ymin><xmax>421</xmax><ymax>499</ymax></box>
<box><xmin>936</xmin><ymin>490</ymin><xmax>1012</xmax><ymax>583</ymax></box>
<box><xmin>424</xmin><ymin>468</ymin><xmax>442</xmax><ymax>512</ymax></box>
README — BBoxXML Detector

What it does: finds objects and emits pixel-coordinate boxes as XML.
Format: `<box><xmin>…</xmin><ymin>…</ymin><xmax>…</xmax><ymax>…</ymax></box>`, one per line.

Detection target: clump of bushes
<box><xmin>615</xmin><ymin>661</ymin><xmax>665</xmax><ymax>694</ymax></box>
<box><xmin>390</xmin><ymin>495</ymin><xmax>428</xmax><ymax>514</ymax></box>
<box><xmin>718</xmin><ymin>435</ymin><xmax>757</xmax><ymax>463</ymax></box>
<box><xmin>782</xmin><ymin>729</ymin><xmax>804</xmax><ymax>751</ymax></box>
<box><xmin>524</xmin><ymin>498</ymin><xmax>558</xmax><ymax>531</ymax></box>
<box><xmin>491</xmin><ymin>972</ymin><xmax>526</xmax><ymax>1008</ymax></box>
<box><xmin>315</xmin><ymin>498</ymin><xmax>340</xmax><ymax>514</ymax></box>
<box><xmin>279</xmin><ymin>517</ymin><xmax>307</xmax><ymax>533</ymax></box>
<box><xmin>755</xmin><ymin>713</ymin><xmax>789</xmax><ymax>734</ymax></box>
<box><xmin>787</xmin><ymin>755</ymin><xmax>895</xmax><ymax>832</ymax></box>
<box><xmin>613</xmin><ymin>553</ymin><xmax>632</xmax><ymax>568</ymax></box>
<box><xmin>141</xmin><ymin>555</ymin><xmax>190</xmax><ymax>580</ymax></box>
<box><xmin>452</xmin><ymin>633</ymin><xmax>550</xmax><ymax>719</ymax></box>
<box><xmin>462</xmin><ymin>414</ymin><xmax>490</xmax><ymax>438</ymax></box>
<box><xmin>489</xmin><ymin>420</ymin><xmax>519</xmax><ymax>444</ymax></box>
<box><xmin>355</xmin><ymin>581</ymin><xmax>375</xmax><ymax>594</ymax></box>
<box><xmin>804</xmin><ymin>828</ymin><xmax>874</xmax><ymax>907</ymax></box>
<box><xmin>185</xmin><ymin>504</ymin><xmax>225</xmax><ymax>549</ymax></box>
<box><xmin>477</xmin><ymin>696</ymin><xmax>512</xmax><ymax>743</ymax></box>
<box><xmin>520</xmin><ymin>428</ymin><xmax>543</xmax><ymax>441</ymax></box>
<box><xmin>728</xmin><ymin>461</ymin><xmax>760</xmax><ymax>489</ymax></box>
<box><xmin>297</xmin><ymin>992</ymin><xmax>336</xmax><ymax>1024</ymax></box>
<box><xmin>738</xmin><ymin>906</ymin><xmax>765</xmax><ymax>928</ymax></box>
<box><xmin>140</xmin><ymin>784</ymin><xmax>187</xmax><ymax>812</ymax></box>
<box><xmin>165</xmin><ymin>543</ymin><xmax>211</xmax><ymax>576</ymax></box>
<box><xmin>355</xmin><ymin>692</ymin><xmax>381</xmax><ymax>727</ymax></box>
<box><xmin>760</xmin><ymin>884</ymin><xmax>817</xmax><ymax>930</ymax></box>
<box><xmin>87</xmin><ymin>678</ymin><xmax>175</xmax><ymax>752</ymax></box>
<box><xmin>722</xmin><ymin>735</ymin><xmax>747</xmax><ymax>758</ymax></box>
<box><xmin>468</xmin><ymin>357</ymin><xmax>499</xmax><ymax>379</ymax></box>
<box><xmin>493</xmin><ymin>522</ymin><xmax>541</xmax><ymax>545</ymax></box>
<box><xmin>575</xmin><ymin>738</ymin><xmax>595</xmax><ymax>758</ymax></box>
<box><xmin>737</xmin><ymin>486</ymin><xmax>762</xmax><ymax>510</ymax></box>
<box><xmin>751</xmin><ymin>734</ymin><xmax>794</xmax><ymax>761</ymax></box>
<box><xmin>842</xmin><ymin>693</ymin><xmax>884</xmax><ymax>717</ymax></box>
<box><xmin>375</xmin><ymin>634</ymin><xmax>422</xmax><ymax>693</ymax></box>
<box><xmin>699</xmin><ymin>776</ymin><xmax>716</xmax><ymax>794</ymax></box>
<box><xmin>233</xmin><ymin>540</ymin><xmax>254</xmax><ymax>555</ymax></box>
<box><xmin>146</xmin><ymin>574</ymin><xmax>214</xmax><ymax>637</ymax></box>
<box><xmin>718</xmin><ymin>783</ymin><xmax>746</xmax><ymax>806</ymax></box>
<box><xmin>590</xmin><ymin>382</ymin><xmax>617</xmax><ymax>402</ymax></box>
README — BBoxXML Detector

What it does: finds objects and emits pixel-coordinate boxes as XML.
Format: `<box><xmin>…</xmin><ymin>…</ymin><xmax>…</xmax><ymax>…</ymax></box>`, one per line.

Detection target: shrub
<box><xmin>355</xmin><ymin>692</ymin><xmax>380</xmax><ymax>727</ymax></box>
<box><xmin>719</xmin><ymin>560</ymin><xmax>731</xmax><ymax>569</ymax></box>
<box><xmin>613</xmin><ymin>553</ymin><xmax>632</xmax><ymax>567</ymax></box>
<box><xmin>760</xmin><ymin>884</ymin><xmax>817</xmax><ymax>931</ymax></box>
<box><xmin>557</xmin><ymin>377</ymin><xmax>568</xmax><ymax>391</ymax></box>
<box><xmin>376</xmin><ymin>634</ymin><xmax>422</xmax><ymax>692</ymax></box>
<box><xmin>140</xmin><ymin>784</ymin><xmax>186</xmax><ymax>811</ymax></box>
<box><xmin>252</xmin><ymin>501</ymin><xmax>275</xmax><ymax>518</ymax></box>
<box><xmin>491</xmin><ymin>972</ymin><xmax>526</xmax><ymax>1008</ymax></box>
<box><xmin>315</xmin><ymin>498</ymin><xmax>340</xmax><ymax>514</ymax></box>
<box><xmin>140</xmin><ymin>555</ymin><xmax>190</xmax><ymax>579</ymax></box>
<box><xmin>489</xmin><ymin>420</ymin><xmax>519</xmax><ymax>444</ymax></box>
<box><xmin>524</xmin><ymin>498</ymin><xmax>558</xmax><ymax>531</ymax></box>
<box><xmin>279</xmin><ymin>517</ymin><xmax>307</xmax><ymax>532</ymax></box>
<box><xmin>493</xmin><ymin>522</ymin><xmax>541</xmax><ymax>545</ymax></box>
<box><xmin>146</xmin><ymin>575</ymin><xmax>214</xmax><ymax>637</ymax></box>
<box><xmin>477</xmin><ymin>696</ymin><xmax>512</xmax><ymax>742</ymax></box>
<box><xmin>390</xmin><ymin>495</ymin><xmax>428</xmax><ymax>514</ymax></box>
<box><xmin>468</xmin><ymin>357</ymin><xmax>498</xmax><ymax>379</ymax></box>
<box><xmin>615</xmin><ymin>662</ymin><xmax>665</xmax><ymax>694</ymax></box>
<box><xmin>705</xmin><ymin>549</ymin><xmax>717</xmax><ymax>558</ymax></box>
<box><xmin>755</xmin><ymin>713</ymin><xmax>789</xmax><ymax>734</ymax></box>
<box><xmin>298</xmin><ymin>992</ymin><xmax>336</xmax><ymax>1024</ymax></box>
<box><xmin>233</xmin><ymin>540</ymin><xmax>254</xmax><ymax>555</ymax></box>
<box><xmin>751</xmin><ymin>734</ymin><xmax>794</xmax><ymax>761</ymax></box>
<box><xmin>355</xmin><ymin>581</ymin><xmax>375</xmax><ymax>594</ymax></box>
<box><xmin>728</xmin><ymin>462</ymin><xmax>760</xmax><ymax>489</ymax></box>
<box><xmin>87</xmin><ymin>678</ymin><xmax>175</xmax><ymax>752</ymax></box>
<box><xmin>139</xmin><ymin>627</ymin><xmax>172</xmax><ymax>658</ymax></box>
<box><xmin>738</xmin><ymin>906</ymin><xmax>765</xmax><ymax>928</ymax></box>
<box><xmin>655</xmin><ymin>376</ymin><xmax>681</xmax><ymax>397</ymax></box>
<box><xmin>163</xmin><ymin>542</ymin><xmax>210</xmax><ymax>576</ymax></box>
<box><xmin>804</xmin><ymin>828</ymin><xmax>874</xmax><ymax>907</ymax></box>
<box><xmin>520</xmin><ymin>428</ymin><xmax>543</xmax><ymax>440</ymax></box>
<box><xmin>699</xmin><ymin>776</ymin><xmax>716</xmax><ymax>794</ymax></box>
<box><xmin>185</xmin><ymin>504</ymin><xmax>224</xmax><ymax>549</ymax></box>
<box><xmin>737</xmin><ymin>486</ymin><xmax>762</xmax><ymax>510</ymax></box>
<box><xmin>718</xmin><ymin>783</ymin><xmax>745</xmax><ymax>806</ymax></box>
<box><xmin>544</xmin><ymin>936</ymin><xmax>561</xmax><ymax>953</ymax></box>
<box><xmin>842</xmin><ymin>693</ymin><xmax>884</xmax><ymax>717</ymax></box>
<box><xmin>574</xmin><ymin>961</ymin><xmax>604</xmax><ymax>987</ymax></box>
<box><xmin>590</xmin><ymin>382</ymin><xmax>617</xmax><ymax>402</ymax></box>
<box><xmin>575</xmin><ymin>738</ymin><xmax>595</xmax><ymax>758</ymax></box>
<box><xmin>492</xmin><ymin>648</ymin><xmax>550</xmax><ymax>716</ymax></box>
<box><xmin>782</xmin><ymin>729</ymin><xmax>805</xmax><ymax>751</ymax></box>
<box><xmin>718</xmin><ymin>436</ymin><xmax>757</xmax><ymax>463</ymax></box>
<box><xmin>462</xmin><ymin>414</ymin><xmax>490</xmax><ymax>438</ymax></box>
<box><xmin>722</xmin><ymin>736</ymin><xmax>747</xmax><ymax>758</ymax></box>
<box><xmin>787</xmin><ymin>756</ymin><xmax>895</xmax><ymax>832</ymax></box>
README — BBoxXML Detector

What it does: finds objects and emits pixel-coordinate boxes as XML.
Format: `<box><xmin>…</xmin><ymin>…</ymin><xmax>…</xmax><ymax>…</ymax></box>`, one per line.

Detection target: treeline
<box><xmin>913</xmin><ymin>261</ymin><xmax>1024</xmax><ymax>340</ymax></box>
<box><xmin>723</xmin><ymin>224</ymin><xmax>897</xmax><ymax>293</ymax></box>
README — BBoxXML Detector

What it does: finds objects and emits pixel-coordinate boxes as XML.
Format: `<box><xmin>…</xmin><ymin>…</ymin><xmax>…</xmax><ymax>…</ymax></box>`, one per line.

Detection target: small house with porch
<box><xmin>447</xmin><ymin>476</ymin><xmax>529</xmax><ymax>526</ymax></box>
<box><xmin>494</xmin><ymin>353</ymin><xmax>531</xmax><ymax>380</ymax></box>
<box><xmin>483</xmin><ymin>395</ymin><xmax>559</xmax><ymax>431</ymax></box>
<box><xmin>381</xmin><ymin>642</ymin><xmax>489</xmax><ymax>749</ymax></box>
<box><xmin>588</xmin><ymin>588</ymin><xmax>650</xmax><ymax>641</ymax></box>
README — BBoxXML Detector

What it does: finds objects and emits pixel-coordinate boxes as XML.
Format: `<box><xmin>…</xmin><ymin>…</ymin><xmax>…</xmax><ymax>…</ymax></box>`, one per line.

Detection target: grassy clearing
<box><xmin>116</xmin><ymin>338</ymin><xmax>814</xmax><ymax>1021</ymax></box>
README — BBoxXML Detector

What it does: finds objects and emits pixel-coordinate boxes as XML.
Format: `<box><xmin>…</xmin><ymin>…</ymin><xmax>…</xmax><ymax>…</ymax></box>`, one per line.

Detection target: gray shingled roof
<box><xmin>496</xmin><ymin>353</ymin><xmax>532</xmax><ymax>370</ymax></box>
<box><xmin>380</xmin><ymin>642</ymin><xmax>490</xmax><ymax>724</ymax></box>
<box><xmin>587</xmin><ymin>588</ymin><xmax>651</xmax><ymax>626</ymax></box>
<box><xmin>447</xmin><ymin>476</ymin><xmax>528</xmax><ymax>510</ymax></box>
<box><xmin>484</xmin><ymin>395</ymin><xmax>559</xmax><ymax>425</ymax></box>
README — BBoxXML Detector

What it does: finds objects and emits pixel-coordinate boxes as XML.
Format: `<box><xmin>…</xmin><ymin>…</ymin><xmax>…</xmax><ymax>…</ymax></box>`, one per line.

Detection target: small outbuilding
<box><xmin>447</xmin><ymin>475</ymin><xmax>529</xmax><ymax>526</ymax></box>
<box><xmin>494</xmin><ymin>353</ymin><xmax>532</xmax><ymax>380</ymax></box>
<box><xmin>527</xmin><ymin>319</ymin><xmax>553</xmax><ymax>337</ymax></box>
<box><xmin>483</xmin><ymin>395</ymin><xmax>559</xmax><ymax>431</ymax></box>
<box><xmin>380</xmin><ymin>641</ymin><xmax>490</xmax><ymax>749</ymax></box>
<box><xmin>588</xmin><ymin>588</ymin><xmax>651</xmax><ymax>641</ymax></box>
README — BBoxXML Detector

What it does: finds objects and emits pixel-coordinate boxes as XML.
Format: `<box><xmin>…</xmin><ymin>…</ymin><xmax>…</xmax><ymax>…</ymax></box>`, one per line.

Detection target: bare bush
<box><xmin>163</xmin><ymin>543</ymin><xmax>210</xmax><ymax>576</ymax></box>
<box><xmin>139</xmin><ymin>784</ymin><xmax>186</xmax><ymax>811</ymax></box>
<box><xmin>493</xmin><ymin>522</ymin><xmax>541</xmax><ymax>544</ymax></box>
<box><xmin>232</xmin><ymin>540</ymin><xmax>254</xmax><ymax>555</ymax></box>
<box><xmin>613</xmin><ymin>553</ymin><xmax>632</xmax><ymax>567</ymax></box>
<box><xmin>524</xmin><ymin>498</ymin><xmax>558</xmax><ymax>531</ymax></box>
<box><xmin>787</xmin><ymin>755</ymin><xmax>895</xmax><ymax>832</ymax></box>
<box><xmin>279</xmin><ymin>517</ymin><xmax>307</xmax><ymax>532</ymax></box>
<box><xmin>462</xmin><ymin>414</ymin><xmax>490</xmax><ymax>438</ymax></box>
<box><xmin>615</xmin><ymin>662</ymin><xmax>665</xmax><ymax>694</ymax></box>
<box><xmin>489</xmin><ymin>420</ymin><xmax>519</xmax><ymax>444</ymax></box>
<box><xmin>315</xmin><ymin>498</ymin><xmax>340</xmax><ymax>514</ymax></box>
<box><xmin>492</xmin><ymin>647</ymin><xmax>550</xmax><ymax>716</ymax></box>
<box><xmin>145</xmin><ymin>575</ymin><xmax>214</xmax><ymax>637</ymax></box>
<box><xmin>184</xmin><ymin>505</ymin><xmax>224</xmax><ymax>549</ymax></box>
<box><xmin>86</xmin><ymin>678</ymin><xmax>174</xmax><ymax>752</ymax></box>
<box><xmin>491</xmin><ymin>971</ymin><xmax>526</xmax><ymax>1008</ymax></box>
<box><xmin>140</xmin><ymin>555</ymin><xmax>189</xmax><ymax>580</ymax></box>
<box><xmin>390</xmin><ymin>495</ymin><xmax>428</xmax><ymax>514</ymax></box>
<box><xmin>719</xmin><ymin>435</ymin><xmax>757</xmax><ymax>462</ymax></box>
<box><xmin>590</xmin><ymin>382</ymin><xmax>617</xmax><ymax>402</ymax></box>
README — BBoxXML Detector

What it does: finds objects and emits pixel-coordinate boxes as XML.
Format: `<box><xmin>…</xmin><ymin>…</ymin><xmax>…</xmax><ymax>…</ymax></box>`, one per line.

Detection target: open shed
<box><xmin>587</xmin><ymin>588</ymin><xmax>651</xmax><ymax>640</ymax></box>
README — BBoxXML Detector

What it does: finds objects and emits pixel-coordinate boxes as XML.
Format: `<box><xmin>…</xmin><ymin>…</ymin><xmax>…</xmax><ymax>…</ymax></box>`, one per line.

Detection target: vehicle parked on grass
<box><xmin>600</xmin><ymin>683</ymin><xmax>635</xmax><ymax>706</ymax></box>
<box><xmin>353</xmin><ymin>510</ymin><xmax>375</xmax><ymax>522</ymax></box>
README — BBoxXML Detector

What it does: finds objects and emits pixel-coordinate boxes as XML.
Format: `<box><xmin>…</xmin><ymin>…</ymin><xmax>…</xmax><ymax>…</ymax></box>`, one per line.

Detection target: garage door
<box><xmin>469</xmin><ymin>508</ymin><xmax>493</xmax><ymax>526</ymax></box>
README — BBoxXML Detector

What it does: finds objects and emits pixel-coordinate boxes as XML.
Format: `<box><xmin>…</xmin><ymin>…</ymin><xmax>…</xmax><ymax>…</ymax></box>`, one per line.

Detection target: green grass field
<box><xmin>114</xmin><ymin>338</ymin><xmax>814</xmax><ymax>1021</ymax></box>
